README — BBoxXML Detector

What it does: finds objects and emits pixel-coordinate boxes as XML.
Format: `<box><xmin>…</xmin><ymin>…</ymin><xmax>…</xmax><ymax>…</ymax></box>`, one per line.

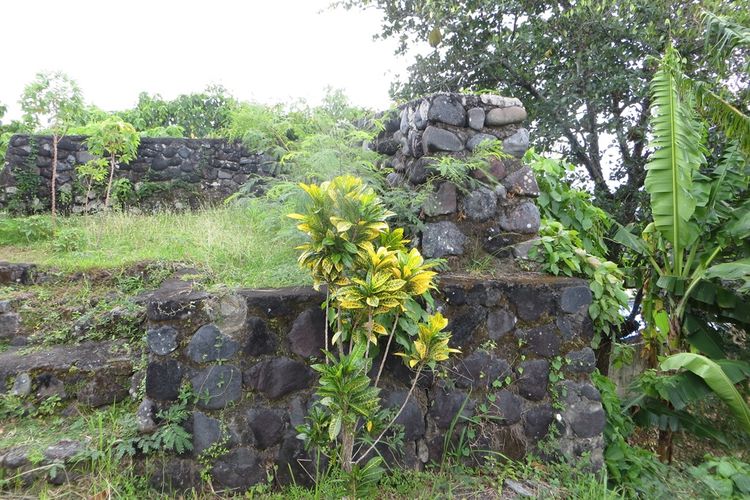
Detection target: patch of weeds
<box><xmin>114</xmin><ymin>384</ymin><xmax>194</xmax><ymax>459</ymax></box>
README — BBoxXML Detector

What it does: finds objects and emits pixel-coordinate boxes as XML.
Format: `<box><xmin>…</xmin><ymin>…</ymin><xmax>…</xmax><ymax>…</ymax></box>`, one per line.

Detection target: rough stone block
<box><xmin>244</xmin><ymin>357</ymin><xmax>313</xmax><ymax>400</ymax></box>
<box><xmin>147</xmin><ymin>325</ymin><xmax>178</xmax><ymax>356</ymax></box>
<box><xmin>516</xmin><ymin>325</ymin><xmax>562</xmax><ymax>358</ymax></box>
<box><xmin>288</xmin><ymin>308</ymin><xmax>326</xmax><ymax>358</ymax></box>
<box><xmin>510</xmin><ymin>285</ymin><xmax>554</xmax><ymax>321</ymax></box>
<box><xmin>192</xmin><ymin>411</ymin><xmax>223</xmax><ymax>455</ymax></box>
<box><xmin>462</xmin><ymin>187</ymin><xmax>497</xmax><ymax>221</ymax></box>
<box><xmin>421</xmin><ymin>221</ymin><xmax>467</xmax><ymax>258</ymax></box>
<box><xmin>211</xmin><ymin>447</ymin><xmax>265</xmax><ymax>490</ymax></box>
<box><xmin>523</xmin><ymin>403</ymin><xmax>557</xmax><ymax>441</ymax></box>
<box><xmin>517</xmin><ymin>359</ymin><xmax>549</xmax><ymax>401</ymax></box>
<box><xmin>487</xmin><ymin>308</ymin><xmax>516</xmax><ymax>340</ymax></box>
<box><xmin>191</xmin><ymin>365</ymin><xmax>242</xmax><ymax>409</ymax></box>
<box><xmin>429</xmin><ymin>386</ymin><xmax>475</xmax><ymax>429</ymax></box>
<box><xmin>146</xmin><ymin>359</ymin><xmax>183</xmax><ymax>401</ymax></box>
<box><xmin>467</xmin><ymin>107</ymin><xmax>486</xmax><ymax>130</ymax></box>
<box><xmin>447</xmin><ymin>306</ymin><xmax>486</xmax><ymax>348</ymax></box>
<box><xmin>502</xmin><ymin>166</ymin><xmax>540</xmax><ymax>197</ymax></box>
<box><xmin>0</xmin><ymin>312</ymin><xmax>20</xmax><ymax>338</ymax></box>
<box><xmin>565</xmin><ymin>347</ymin><xmax>596</xmax><ymax>374</ymax></box>
<box><xmin>498</xmin><ymin>201</ymin><xmax>541</xmax><ymax>234</ymax></box>
<box><xmin>489</xmin><ymin>389</ymin><xmax>522</xmax><ymax>425</ymax></box>
<box><xmin>427</xmin><ymin>95</ymin><xmax>466</xmax><ymax>126</ymax></box>
<box><xmin>560</xmin><ymin>286</ymin><xmax>593</xmax><ymax>313</ymax></box>
<box><xmin>187</xmin><ymin>324</ymin><xmax>239</xmax><ymax>363</ymax></box>
<box><xmin>243</xmin><ymin>316</ymin><xmax>276</xmax><ymax>356</ymax></box>
<box><xmin>486</xmin><ymin>106</ymin><xmax>527</xmax><ymax>126</ymax></box>
<box><xmin>423</xmin><ymin>126</ymin><xmax>464</xmax><ymax>153</ymax></box>
<box><xmin>423</xmin><ymin>182</ymin><xmax>457</xmax><ymax>216</ymax></box>
<box><xmin>246</xmin><ymin>408</ymin><xmax>287</xmax><ymax>449</ymax></box>
<box><xmin>503</xmin><ymin>128</ymin><xmax>530</xmax><ymax>158</ymax></box>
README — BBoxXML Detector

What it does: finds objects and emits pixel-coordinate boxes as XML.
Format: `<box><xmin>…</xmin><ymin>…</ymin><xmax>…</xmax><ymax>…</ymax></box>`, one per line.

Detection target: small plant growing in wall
<box><xmin>20</xmin><ymin>71</ymin><xmax>84</xmax><ymax>219</ymax></box>
<box><xmin>85</xmin><ymin>117</ymin><xmax>140</xmax><ymax>208</ymax></box>
<box><xmin>75</xmin><ymin>158</ymin><xmax>108</xmax><ymax>212</ymax></box>
<box><xmin>290</xmin><ymin>175</ymin><xmax>459</xmax><ymax>495</ymax></box>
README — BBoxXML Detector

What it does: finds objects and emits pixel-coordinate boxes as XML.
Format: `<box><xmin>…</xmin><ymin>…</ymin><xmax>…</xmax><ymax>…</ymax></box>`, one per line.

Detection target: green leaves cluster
<box><xmin>529</xmin><ymin>220</ymin><xmax>628</xmax><ymax>346</ymax></box>
<box><xmin>591</xmin><ymin>371</ymin><xmax>665</xmax><ymax>495</ymax></box>
<box><xmin>689</xmin><ymin>455</ymin><xmax>750</xmax><ymax>498</ymax></box>
<box><xmin>527</xmin><ymin>150</ymin><xmax>613</xmax><ymax>257</ymax></box>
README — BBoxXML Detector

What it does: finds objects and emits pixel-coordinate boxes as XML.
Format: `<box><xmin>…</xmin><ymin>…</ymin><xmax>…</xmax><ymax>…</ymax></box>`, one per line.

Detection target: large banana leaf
<box><xmin>644</xmin><ymin>50</ymin><xmax>705</xmax><ymax>269</ymax></box>
<box><xmin>660</xmin><ymin>352</ymin><xmax>750</xmax><ymax>435</ymax></box>
<box><xmin>705</xmin><ymin>258</ymin><xmax>750</xmax><ymax>294</ymax></box>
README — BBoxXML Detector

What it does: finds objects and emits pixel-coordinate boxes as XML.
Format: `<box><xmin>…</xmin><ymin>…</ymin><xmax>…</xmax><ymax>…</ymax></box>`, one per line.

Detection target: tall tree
<box><xmin>20</xmin><ymin>71</ymin><xmax>84</xmax><ymax>218</ymax></box>
<box><xmin>342</xmin><ymin>0</ymin><xmax>749</xmax><ymax>223</ymax></box>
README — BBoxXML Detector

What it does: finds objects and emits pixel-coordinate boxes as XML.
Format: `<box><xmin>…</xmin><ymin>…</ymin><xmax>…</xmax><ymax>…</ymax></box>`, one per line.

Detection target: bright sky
<box><xmin>1</xmin><ymin>0</ymin><xmax>417</xmax><ymax>120</ymax></box>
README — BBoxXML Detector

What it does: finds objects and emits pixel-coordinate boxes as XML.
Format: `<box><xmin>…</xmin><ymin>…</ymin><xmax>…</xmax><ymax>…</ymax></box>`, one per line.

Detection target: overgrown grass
<box><xmin>0</xmin><ymin>201</ymin><xmax>309</xmax><ymax>288</ymax></box>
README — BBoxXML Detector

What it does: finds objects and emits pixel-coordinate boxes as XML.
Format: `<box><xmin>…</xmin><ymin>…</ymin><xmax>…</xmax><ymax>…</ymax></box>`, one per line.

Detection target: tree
<box><xmin>20</xmin><ymin>71</ymin><xmax>84</xmax><ymax>218</ymax></box>
<box><xmin>341</xmin><ymin>0</ymin><xmax>750</xmax><ymax>224</ymax></box>
<box><xmin>118</xmin><ymin>85</ymin><xmax>236</xmax><ymax>138</ymax></box>
<box><xmin>85</xmin><ymin>118</ymin><xmax>140</xmax><ymax>208</ymax></box>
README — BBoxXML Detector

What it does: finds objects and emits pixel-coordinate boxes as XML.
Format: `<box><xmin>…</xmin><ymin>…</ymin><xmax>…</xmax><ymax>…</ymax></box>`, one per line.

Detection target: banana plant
<box><xmin>615</xmin><ymin>30</ymin><xmax>750</xmax><ymax>459</ymax></box>
<box><xmin>615</xmin><ymin>42</ymin><xmax>750</xmax><ymax>357</ymax></box>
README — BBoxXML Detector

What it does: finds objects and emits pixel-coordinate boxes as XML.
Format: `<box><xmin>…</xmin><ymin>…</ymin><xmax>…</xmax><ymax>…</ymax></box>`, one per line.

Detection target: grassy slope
<box><xmin>0</xmin><ymin>204</ymin><xmax>309</xmax><ymax>288</ymax></box>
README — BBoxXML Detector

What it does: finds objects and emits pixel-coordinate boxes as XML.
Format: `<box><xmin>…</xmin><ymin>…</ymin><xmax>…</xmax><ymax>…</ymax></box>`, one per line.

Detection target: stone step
<box><xmin>0</xmin><ymin>341</ymin><xmax>137</xmax><ymax>407</ymax></box>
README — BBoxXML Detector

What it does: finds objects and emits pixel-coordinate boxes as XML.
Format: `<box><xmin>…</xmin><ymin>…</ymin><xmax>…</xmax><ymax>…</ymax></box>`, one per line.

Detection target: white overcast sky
<box><xmin>1</xmin><ymin>0</ymin><xmax>419</xmax><ymax>120</ymax></box>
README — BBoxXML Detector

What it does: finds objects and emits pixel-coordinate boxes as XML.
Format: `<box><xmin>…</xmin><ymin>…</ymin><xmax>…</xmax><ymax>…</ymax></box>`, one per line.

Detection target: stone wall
<box><xmin>139</xmin><ymin>273</ymin><xmax>602</xmax><ymax>491</ymax></box>
<box><xmin>372</xmin><ymin>93</ymin><xmax>538</xmax><ymax>260</ymax></box>
<box><xmin>0</xmin><ymin>135</ymin><xmax>277</xmax><ymax>212</ymax></box>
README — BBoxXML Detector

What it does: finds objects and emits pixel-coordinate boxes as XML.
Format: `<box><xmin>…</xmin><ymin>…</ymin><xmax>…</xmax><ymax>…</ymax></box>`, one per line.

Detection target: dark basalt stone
<box><xmin>192</xmin><ymin>411</ymin><xmax>223</xmax><ymax>455</ymax></box>
<box><xmin>287</xmin><ymin>308</ymin><xmax>326</xmax><ymax>359</ymax></box>
<box><xmin>191</xmin><ymin>364</ymin><xmax>242</xmax><ymax>409</ymax></box>
<box><xmin>517</xmin><ymin>359</ymin><xmax>549</xmax><ymax>401</ymax></box>
<box><xmin>211</xmin><ymin>447</ymin><xmax>265</xmax><ymax>490</ymax></box>
<box><xmin>246</xmin><ymin>407</ymin><xmax>287</xmax><ymax>449</ymax></box>
<box><xmin>145</xmin><ymin>359</ymin><xmax>182</xmax><ymax>401</ymax></box>
<box><xmin>147</xmin><ymin>325</ymin><xmax>179</xmax><ymax>355</ymax></box>
<box><xmin>382</xmin><ymin>389</ymin><xmax>425</xmax><ymax>441</ymax></box>
<box><xmin>187</xmin><ymin>324</ymin><xmax>239</xmax><ymax>363</ymax></box>
<box><xmin>447</xmin><ymin>306</ymin><xmax>486</xmax><ymax>348</ymax></box>
<box><xmin>244</xmin><ymin>357</ymin><xmax>313</xmax><ymax>400</ymax></box>
<box><xmin>560</xmin><ymin>286</ymin><xmax>593</xmax><ymax>313</ymax></box>
<box><xmin>523</xmin><ymin>403</ymin><xmax>557</xmax><ymax>441</ymax></box>
<box><xmin>429</xmin><ymin>386</ymin><xmax>475</xmax><ymax>429</ymax></box>
<box><xmin>243</xmin><ymin>316</ymin><xmax>276</xmax><ymax>356</ymax></box>
<box><xmin>515</xmin><ymin>325</ymin><xmax>561</xmax><ymax>358</ymax></box>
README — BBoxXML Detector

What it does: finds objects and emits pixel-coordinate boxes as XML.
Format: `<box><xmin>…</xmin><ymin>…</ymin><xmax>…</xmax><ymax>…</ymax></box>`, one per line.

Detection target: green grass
<box><xmin>0</xmin><ymin>202</ymin><xmax>309</xmax><ymax>288</ymax></box>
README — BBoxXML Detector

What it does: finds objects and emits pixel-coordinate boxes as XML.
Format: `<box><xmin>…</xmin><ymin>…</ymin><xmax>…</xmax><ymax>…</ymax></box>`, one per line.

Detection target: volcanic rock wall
<box><xmin>139</xmin><ymin>274</ymin><xmax>602</xmax><ymax>490</ymax></box>
<box><xmin>0</xmin><ymin>135</ymin><xmax>276</xmax><ymax>212</ymax></box>
<box><xmin>372</xmin><ymin>93</ymin><xmax>538</xmax><ymax>260</ymax></box>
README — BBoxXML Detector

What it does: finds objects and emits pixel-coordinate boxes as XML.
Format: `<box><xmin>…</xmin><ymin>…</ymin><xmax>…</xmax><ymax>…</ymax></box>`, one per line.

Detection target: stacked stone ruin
<box><xmin>0</xmin><ymin>95</ymin><xmax>606</xmax><ymax>492</ymax></box>
<box><xmin>372</xmin><ymin>92</ymin><xmax>539</xmax><ymax>260</ymax></box>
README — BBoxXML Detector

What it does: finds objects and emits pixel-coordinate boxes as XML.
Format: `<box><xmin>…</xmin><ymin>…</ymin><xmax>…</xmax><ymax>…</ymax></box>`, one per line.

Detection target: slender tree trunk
<box><xmin>85</xmin><ymin>177</ymin><xmax>93</xmax><ymax>214</ymax></box>
<box><xmin>105</xmin><ymin>153</ymin><xmax>116</xmax><ymax>208</ymax></box>
<box><xmin>657</xmin><ymin>428</ymin><xmax>673</xmax><ymax>463</ymax></box>
<box><xmin>51</xmin><ymin>134</ymin><xmax>59</xmax><ymax>219</ymax></box>
<box><xmin>341</xmin><ymin>423</ymin><xmax>355</xmax><ymax>473</ymax></box>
